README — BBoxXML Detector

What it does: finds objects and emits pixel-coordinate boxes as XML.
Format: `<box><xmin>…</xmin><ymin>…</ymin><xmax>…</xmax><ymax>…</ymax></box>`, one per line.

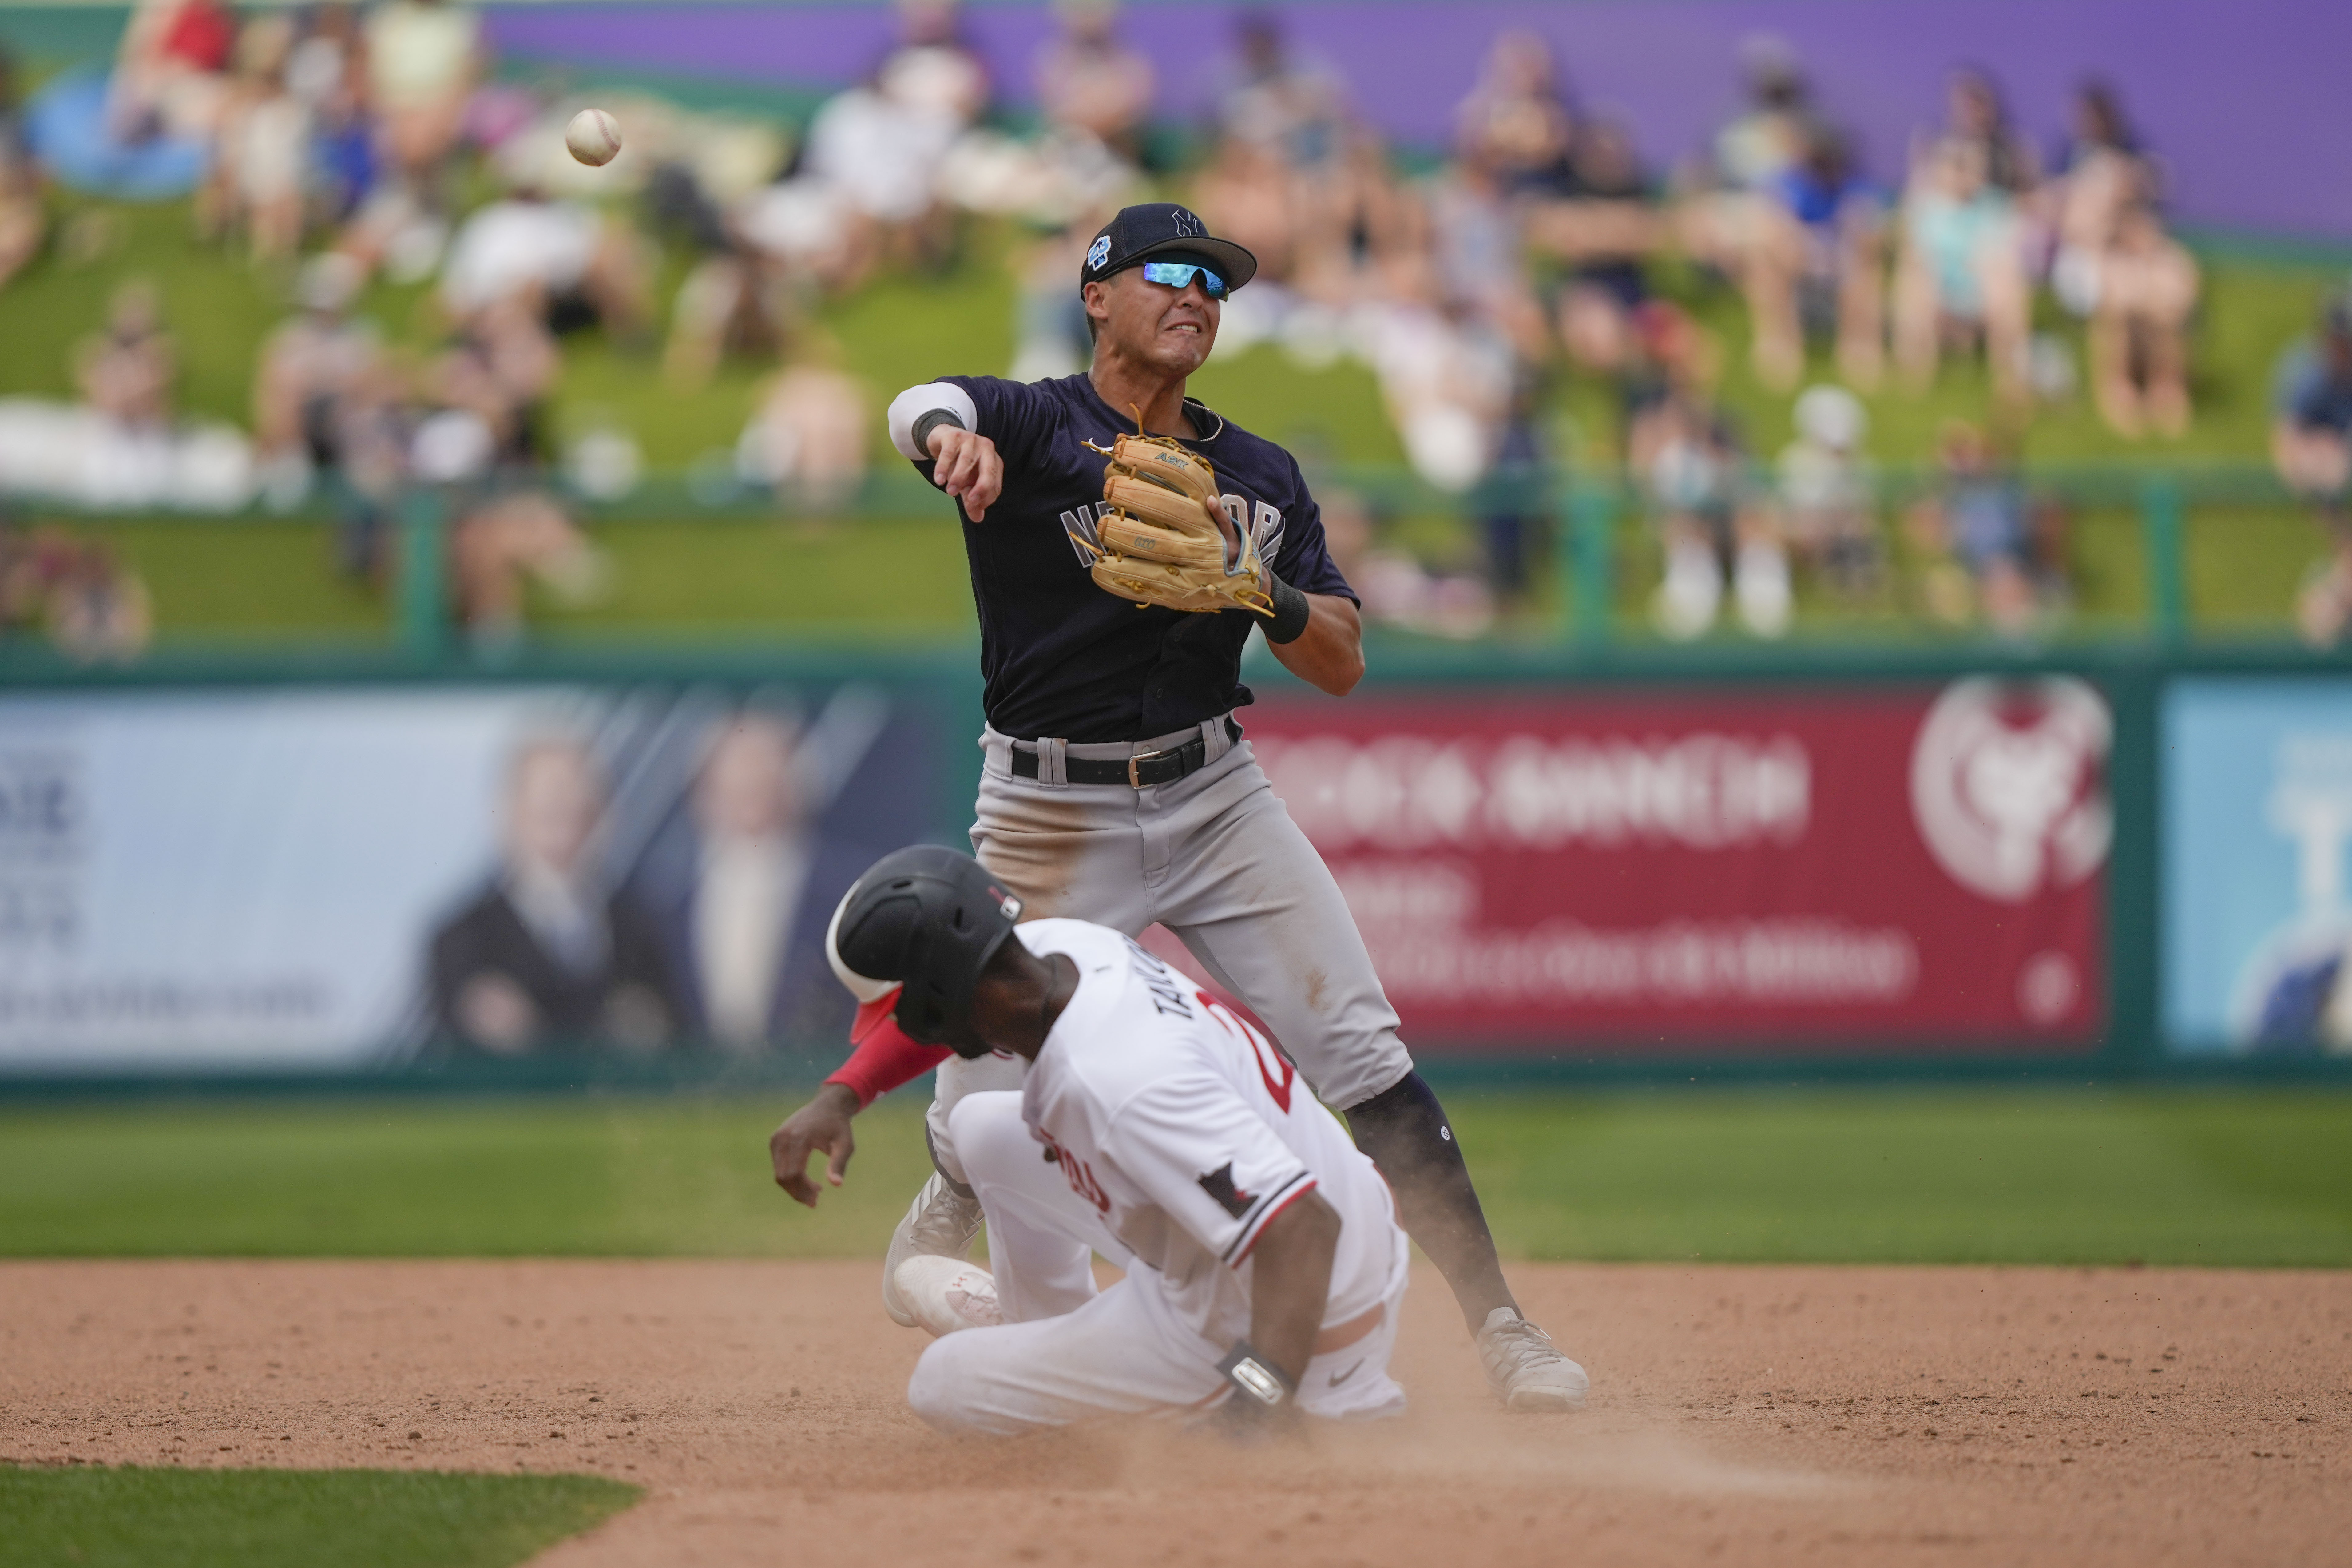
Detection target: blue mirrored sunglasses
<box><xmin>1138</xmin><ymin>260</ymin><xmax>1228</xmax><ymax>298</ymax></box>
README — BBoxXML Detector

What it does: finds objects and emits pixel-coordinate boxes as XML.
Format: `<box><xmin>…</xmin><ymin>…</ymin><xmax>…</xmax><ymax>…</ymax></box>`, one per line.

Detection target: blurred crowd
<box><xmin>0</xmin><ymin>0</ymin><xmax>2252</xmax><ymax>647</ymax></box>
<box><xmin>1154</xmin><ymin>24</ymin><xmax>2198</xmax><ymax>640</ymax></box>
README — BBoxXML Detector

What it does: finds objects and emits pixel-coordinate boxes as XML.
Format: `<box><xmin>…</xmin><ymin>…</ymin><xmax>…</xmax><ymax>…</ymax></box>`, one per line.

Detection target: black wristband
<box><xmin>910</xmin><ymin>407</ymin><xmax>967</xmax><ymax>459</ymax></box>
<box><xmin>1263</xmin><ymin>572</ymin><xmax>1311</xmax><ymax>644</ymax></box>
<box><xmin>1217</xmin><ymin>1340</ymin><xmax>1297</xmax><ymax>1407</ymax></box>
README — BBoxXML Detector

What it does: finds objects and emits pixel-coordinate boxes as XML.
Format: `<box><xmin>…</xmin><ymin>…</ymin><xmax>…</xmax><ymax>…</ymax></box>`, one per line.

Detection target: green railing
<box><xmin>2</xmin><ymin>458</ymin><xmax>2320</xmax><ymax>663</ymax></box>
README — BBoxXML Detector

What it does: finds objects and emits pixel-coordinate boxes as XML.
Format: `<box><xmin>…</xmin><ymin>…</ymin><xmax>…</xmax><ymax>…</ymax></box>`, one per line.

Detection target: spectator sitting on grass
<box><xmin>1710</xmin><ymin>37</ymin><xmax>1811</xmax><ymax>191</ymax></box>
<box><xmin>252</xmin><ymin>253</ymin><xmax>382</xmax><ymax>510</ymax></box>
<box><xmin>1034</xmin><ymin>0</ymin><xmax>1154</xmax><ymax>162</ymax></box>
<box><xmin>883</xmin><ymin>0</ymin><xmax>990</xmax><ymax>130</ymax></box>
<box><xmin>0</xmin><ymin>46</ymin><xmax>44</xmax><ymax>294</ymax></box>
<box><xmin>2085</xmin><ymin>197</ymin><xmax>2198</xmax><ymax>440</ymax></box>
<box><xmin>410</xmin><ymin>300</ymin><xmax>607</xmax><ymax>646</ymax></box>
<box><xmin>1906</xmin><ymin>419</ymin><xmax>2060</xmax><ymax>636</ymax></box>
<box><xmin>432</xmin><ymin>293</ymin><xmax>559</xmax><ymax>470</ymax></box>
<box><xmin>1626</xmin><ymin>305</ymin><xmax>1788</xmax><ymax>640</ymax></box>
<box><xmin>0</xmin><ymin>515</ymin><xmax>153</xmax><ymax>663</ymax></box>
<box><xmin>109</xmin><ymin>0</ymin><xmax>236</xmax><ymax>144</ymax></box>
<box><xmin>797</xmin><ymin>0</ymin><xmax>986</xmax><ymax>278</ymax></box>
<box><xmin>1189</xmin><ymin>132</ymin><xmax>1298</xmax><ymax>291</ymax></box>
<box><xmin>1892</xmin><ymin>136</ymin><xmax>2029</xmax><ymax>401</ymax></box>
<box><xmin>75</xmin><ymin>280</ymin><xmax>176</xmax><ymax>434</ymax></box>
<box><xmin>1214</xmin><ymin>8</ymin><xmax>1346</xmax><ymax>174</ymax></box>
<box><xmin>2271</xmin><ymin>292</ymin><xmax>2352</xmax><ymax>646</ymax></box>
<box><xmin>440</xmin><ymin>180</ymin><xmax>652</xmax><ymax>343</ymax></box>
<box><xmin>1425</xmin><ymin>109</ymin><xmax>1547</xmax><ymax>358</ymax></box>
<box><xmin>1293</xmin><ymin>127</ymin><xmax>1425</xmax><ymax>316</ymax></box>
<box><xmin>1777</xmin><ymin>383</ymin><xmax>1882</xmax><ymax>598</ymax></box>
<box><xmin>2050</xmin><ymin>80</ymin><xmax>2154</xmax><ymax>318</ymax></box>
<box><xmin>1525</xmin><ymin>116</ymin><xmax>1666</xmax><ymax>376</ymax></box>
<box><xmin>1939</xmin><ymin>66</ymin><xmax>2041</xmax><ymax>199</ymax></box>
<box><xmin>286</xmin><ymin>4</ymin><xmax>377</xmax><ymax>229</ymax></box>
<box><xmin>1675</xmin><ymin>40</ymin><xmax>1842</xmax><ymax>391</ymax></box>
<box><xmin>1750</xmin><ymin>121</ymin><xmax>1887</xmax><ymax>390</ymax></box>
<box><xmin>196</xmin><ymin>11</ymin><xmax>309</xmax><ymax>261</ymax></box>
<box><xmin>1453</xmin><ymin>30</ymin><xmax>1575</xmax><ymax>195</ymax></box>
<box><xmin>363</xmin><ymin>0</ymin><xmax>483</xmax><ymax>201</ymax></box>
<box><xmin>735</xmin><ymin>339</ymin><xmax>871</xmax><ymax>521</ymax></box>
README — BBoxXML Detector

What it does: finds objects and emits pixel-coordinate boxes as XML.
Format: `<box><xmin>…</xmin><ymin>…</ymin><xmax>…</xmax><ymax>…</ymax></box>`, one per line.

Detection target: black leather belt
<box><xmin>1012</xmin><ymin>717</ymin><xmax>1243</xmax><ymax>788</ymax></box>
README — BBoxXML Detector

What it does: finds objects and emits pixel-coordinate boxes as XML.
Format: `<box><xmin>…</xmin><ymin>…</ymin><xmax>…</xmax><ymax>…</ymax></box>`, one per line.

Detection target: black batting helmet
<box><xmin>826</xmin><ymin>846</ymin><xmax>1025</xmax><ymax>1058</ymax></box>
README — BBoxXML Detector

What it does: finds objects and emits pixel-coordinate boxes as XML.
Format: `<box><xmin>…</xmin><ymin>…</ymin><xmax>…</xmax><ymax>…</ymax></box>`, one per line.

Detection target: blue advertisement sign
<box><xmin>0</xmin><ymin>682</ymin><xmax>948</xmax><ymax>1071</ymax></box>
<box><xmin>2164</xmin><ymin>677</ymin><xmax>2352</xmax><ymax>1056</ymax></box>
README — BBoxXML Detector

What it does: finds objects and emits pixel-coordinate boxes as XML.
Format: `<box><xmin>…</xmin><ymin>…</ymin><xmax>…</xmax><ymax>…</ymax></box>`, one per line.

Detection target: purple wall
<box><xmin>484</xmin><ymin>1</ymin><xmax>2349</xmax><ymax>240</ymax></box>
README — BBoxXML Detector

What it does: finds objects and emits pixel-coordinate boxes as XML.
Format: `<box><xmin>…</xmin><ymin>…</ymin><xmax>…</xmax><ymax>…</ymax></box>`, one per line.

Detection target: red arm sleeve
<box><xmin>824</xmin><ymin>1015</ymin><xmax>953</xmax><ymax>1110</ymax></box>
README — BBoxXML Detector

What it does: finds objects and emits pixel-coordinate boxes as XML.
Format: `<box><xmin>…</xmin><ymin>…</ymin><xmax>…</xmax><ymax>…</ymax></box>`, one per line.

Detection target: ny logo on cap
<box><xmin>1086</xmin><ymin>234</ymin><xmax>1111</xmax><ymax>271</ymax></box>
<box><xmin>1168</xmin><ymin>208</ymin><xmax>1202</xmax><ymax>238</ymax></box>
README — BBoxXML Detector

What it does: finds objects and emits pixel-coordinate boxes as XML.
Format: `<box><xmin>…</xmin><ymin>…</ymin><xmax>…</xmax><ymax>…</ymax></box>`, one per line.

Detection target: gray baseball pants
<box><xmin>924</xmin><ymin>713</ymin><xmax>1415</xmax><ymax>1183</ymax></box>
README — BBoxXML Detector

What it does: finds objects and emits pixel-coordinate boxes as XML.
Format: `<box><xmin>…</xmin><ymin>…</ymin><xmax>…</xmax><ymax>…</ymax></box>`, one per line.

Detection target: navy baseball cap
<box><xmin>1080</xmin><ymin>204</ymin><xmax>1258</xmax><ymax>294</ymax></box>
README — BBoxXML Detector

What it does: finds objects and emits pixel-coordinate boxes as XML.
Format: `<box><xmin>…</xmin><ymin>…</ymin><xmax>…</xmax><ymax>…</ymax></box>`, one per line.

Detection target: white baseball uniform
<box><xmin>906</xmin><ymin>918</ymin><xmax>1412</xmax><ymax>1435</ymax></box>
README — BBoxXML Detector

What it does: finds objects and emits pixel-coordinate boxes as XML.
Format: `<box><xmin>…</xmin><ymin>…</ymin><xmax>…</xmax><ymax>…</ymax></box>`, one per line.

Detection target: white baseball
<box><xmin>565</xmin><ymin>108</ymin><xmax>623</xmax><ymax>168</ymax></box>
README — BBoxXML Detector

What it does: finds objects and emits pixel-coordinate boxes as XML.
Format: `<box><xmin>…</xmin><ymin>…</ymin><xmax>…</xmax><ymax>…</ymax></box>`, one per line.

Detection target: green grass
<box><xmin>1461</xmin><ymin>1090</ymin><xmax>2352</xmax><ymax>1267</ymax></box>
<box><xmin>2</xmin><ymin>1091</ymin><xmax>2347</xmax><ymax>1267</ymax></box>
<box><xmin>0</xmin><ymin>1465</ymin><xmax>637</xmax><ymax>1568</ymax></box>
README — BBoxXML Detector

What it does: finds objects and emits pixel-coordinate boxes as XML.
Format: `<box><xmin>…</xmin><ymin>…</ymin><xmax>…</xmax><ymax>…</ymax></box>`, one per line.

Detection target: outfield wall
<box><xmin>0</xmin><ymin>639</ymin><xmax>2347</xmax><ymax>1087</ymax></box>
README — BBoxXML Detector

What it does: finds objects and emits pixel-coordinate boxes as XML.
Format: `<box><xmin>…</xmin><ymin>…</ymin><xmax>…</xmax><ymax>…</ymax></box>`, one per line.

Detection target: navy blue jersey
<box><xmin>911</xmin><ymin>374</ymin><xmax>1356</xmax><ymax>742</ymax></box>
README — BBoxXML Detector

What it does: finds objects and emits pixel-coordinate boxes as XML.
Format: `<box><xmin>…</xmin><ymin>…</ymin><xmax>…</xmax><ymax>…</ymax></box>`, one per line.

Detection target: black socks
<box><xmin>1345</xmin><ymin>1070</ymin><xmax>1517</xmax><ymax>1331</ymax></box>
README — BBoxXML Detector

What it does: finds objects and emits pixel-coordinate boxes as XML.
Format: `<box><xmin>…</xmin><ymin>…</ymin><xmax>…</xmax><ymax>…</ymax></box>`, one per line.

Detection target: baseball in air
<box><xmin>565</xmin><ymin>108</ymin><xmax>623</xmax><ymax>167</ymax></box>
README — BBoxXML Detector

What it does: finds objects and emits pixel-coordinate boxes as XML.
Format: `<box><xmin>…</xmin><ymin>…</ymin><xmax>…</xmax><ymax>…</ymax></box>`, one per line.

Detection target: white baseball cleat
<box><xmin>890</xmin><ymin>1255</ymin><xmax>1004</xmax><ymax>1338</ymax></box>
<box><xmin>882</xmin><ymin>1172</ymin><xmax>987</xmax><ymax>1328</ymax></box>
<box><xmin>1475</xmin><ymin>1308</ymin><xmax>1589</xmax><ymax>1412</ymax></box>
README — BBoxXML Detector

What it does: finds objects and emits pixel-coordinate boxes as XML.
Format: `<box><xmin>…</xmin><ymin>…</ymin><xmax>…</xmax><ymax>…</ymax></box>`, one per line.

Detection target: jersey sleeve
<box><xmin>1106</xmin><ymin>1075</ymin><xmax>1318</xmax><ymax>1266</ymax></box>
<box><xmin>888</xmin><ymin>375</ymin><xmax>1059</xmax><ymax>475</ymax></box>
<box><xmin>1268</xmin><ymin>457</ymin><xmax>1359</xmax><ymax>605</ymax></box>
<box><xmin>824</xmin><ymin>1014</ymin><xmax>953</xmax><ymax>1109</ymax></box>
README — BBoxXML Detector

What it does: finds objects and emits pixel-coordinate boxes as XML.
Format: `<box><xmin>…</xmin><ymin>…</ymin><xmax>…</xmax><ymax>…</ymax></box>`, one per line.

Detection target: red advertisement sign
<box><xmin>1243</xmin><ymin>680</ymin><xmax>2110</xmax><ymax>1054</ymax></box>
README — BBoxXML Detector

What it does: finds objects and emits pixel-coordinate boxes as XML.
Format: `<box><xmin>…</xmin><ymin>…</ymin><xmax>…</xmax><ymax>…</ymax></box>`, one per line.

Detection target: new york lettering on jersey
<box><xmin>913</xmin><ymin>373</ymin><xmax>1358</xmax><ymax>743</ymax></box>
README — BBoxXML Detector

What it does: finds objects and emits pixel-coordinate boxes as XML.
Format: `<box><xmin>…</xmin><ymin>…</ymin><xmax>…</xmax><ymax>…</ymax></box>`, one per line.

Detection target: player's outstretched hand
<box><xmin>926</xmin><ymin>426</ymin><xmax>1003</xmax><ymax>522</ymax></box>
<box><xmin>770</xmin><ymin>1082</ymin><xmax>861</xmax><ymax>1207</ymax></box>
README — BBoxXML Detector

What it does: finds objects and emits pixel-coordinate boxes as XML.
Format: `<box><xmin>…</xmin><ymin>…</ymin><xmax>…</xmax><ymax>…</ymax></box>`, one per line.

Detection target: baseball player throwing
<box><xmin>830</xmin><ymin>846</ymin><xmax>1410</xmax><ymax>1434</ymax></box>
<box><xmin>769</xmin><ymin>203</ymin><xmax>1586</xmax><ymax>1412</ymax></box>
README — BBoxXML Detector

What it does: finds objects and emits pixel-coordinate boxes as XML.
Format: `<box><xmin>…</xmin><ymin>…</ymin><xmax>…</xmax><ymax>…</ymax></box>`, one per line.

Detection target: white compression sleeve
<box><xmin>886</xmin><ymin>382</ymin><xmax>981</xmax><ymax>461</ymax></box>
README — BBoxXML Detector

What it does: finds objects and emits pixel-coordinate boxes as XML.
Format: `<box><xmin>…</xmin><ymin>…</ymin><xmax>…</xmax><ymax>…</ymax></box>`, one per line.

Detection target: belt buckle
<box><xmin>1127</xmin><ymin>747</ymin><xmax>1166</xmax><ymax>788</ymax></box>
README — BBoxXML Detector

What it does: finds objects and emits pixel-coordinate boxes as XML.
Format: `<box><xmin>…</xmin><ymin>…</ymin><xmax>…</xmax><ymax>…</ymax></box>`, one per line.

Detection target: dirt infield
<box><xmin>2</xmin><ymin>1259</ymin><xmax>2346</xmax><ymax>1568</ymax></box>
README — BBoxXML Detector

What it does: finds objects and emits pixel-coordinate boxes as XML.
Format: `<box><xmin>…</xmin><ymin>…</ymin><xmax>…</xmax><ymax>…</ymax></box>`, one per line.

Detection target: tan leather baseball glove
<box><xmin>1075</xmin><ymin>431</ymin><xmax>1274</xmax><ymax>617</ymax></box>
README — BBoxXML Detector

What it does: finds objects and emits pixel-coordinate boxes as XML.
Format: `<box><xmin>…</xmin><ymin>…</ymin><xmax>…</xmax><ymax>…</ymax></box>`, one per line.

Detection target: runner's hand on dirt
<box><xmin>926</xmin><ymin>426</ymin><xmax>1003</xmax><ymax>522</ymax></box>
<box><xmin>770</xmin><ymin>1082</ymin><xmax>861</xmax><ymax>1207</ymax></box>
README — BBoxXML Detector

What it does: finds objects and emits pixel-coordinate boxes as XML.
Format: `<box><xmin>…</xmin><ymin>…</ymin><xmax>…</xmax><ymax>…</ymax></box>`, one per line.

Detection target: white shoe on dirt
<box><xmin>882</xmin><ymin>1172</ymin><xmax>987</xmax><ymax>1328</ymax></box>
<box><xmin>1476</xmin><ymin>1308</ymin><xmax>1589</xmax><ymax>1412</ymax></box>
<box><xmin>890</xmin><ymin>1255</ymin><xmax>1003</xmax><ymax>1338</ymax></box>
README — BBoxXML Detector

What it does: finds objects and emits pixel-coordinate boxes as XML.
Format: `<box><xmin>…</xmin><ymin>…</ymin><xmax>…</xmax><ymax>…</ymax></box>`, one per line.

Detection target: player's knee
<box><xmin>905</xmin><ymin>1336</ymin><xmax>983</xmax><ymax>1434</ymax></box>
<box><xmin>944</xmin><ymin>1090</ymin><xmax>1032</xmax><ymax>1189</ymax></box>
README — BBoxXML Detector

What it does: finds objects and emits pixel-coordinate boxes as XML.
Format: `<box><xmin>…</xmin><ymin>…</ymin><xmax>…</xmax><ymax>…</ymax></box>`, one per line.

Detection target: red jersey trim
<box><xmin>1225</xmin><ymin>1172</ymin><xmax>1318</xmax><ymax>1265</ymax></box>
